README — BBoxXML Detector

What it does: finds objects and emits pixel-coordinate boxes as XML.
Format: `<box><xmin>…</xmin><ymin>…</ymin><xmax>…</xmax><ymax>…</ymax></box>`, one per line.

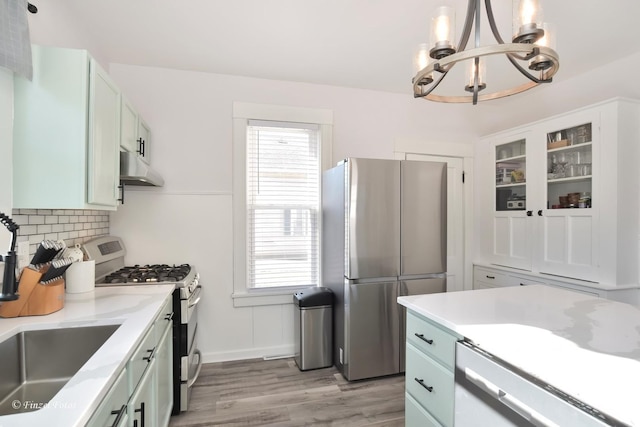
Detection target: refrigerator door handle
<box><xmin>398</xmin><ymin>273</ymin><xmax>446</xmax><ymax>281</ymax></box>
<box><xmin>347</xmin><ymin>276</ymin><xmax>398</xmax><ymax>285</ymax></box>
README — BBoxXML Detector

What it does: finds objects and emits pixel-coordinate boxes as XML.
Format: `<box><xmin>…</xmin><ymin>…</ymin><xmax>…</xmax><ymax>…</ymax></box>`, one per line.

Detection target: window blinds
<box><xmin>246</xmin><ymin>120</ymin><xmax>321</xmax><ymax>288</ymax></box>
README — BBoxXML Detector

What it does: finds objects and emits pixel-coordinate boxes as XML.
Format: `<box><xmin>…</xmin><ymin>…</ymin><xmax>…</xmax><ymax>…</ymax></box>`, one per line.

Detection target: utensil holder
<box><xmin>0</xmin><ymin>265</ymin><xmax>65</xmax><ymax>318</ymax></box>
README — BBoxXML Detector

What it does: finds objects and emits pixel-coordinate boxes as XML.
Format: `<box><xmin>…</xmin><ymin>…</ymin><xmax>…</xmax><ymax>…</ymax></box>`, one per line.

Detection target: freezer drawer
<box><xmin>343</xmin><ymin>279</ymin><xmax>400</xmax><ymax>380</ymax></box>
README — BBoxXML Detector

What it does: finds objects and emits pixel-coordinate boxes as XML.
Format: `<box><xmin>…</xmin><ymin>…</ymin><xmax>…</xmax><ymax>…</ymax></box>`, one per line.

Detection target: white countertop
<box><xmin>0</xmin><ymin>285</ymin><xmax>174</xmax><ymax>427</ymax></box>
<box><xmin>398</xmin><ymin>285</ymin><xmax>640</xmax><ymax>426</ymax></box>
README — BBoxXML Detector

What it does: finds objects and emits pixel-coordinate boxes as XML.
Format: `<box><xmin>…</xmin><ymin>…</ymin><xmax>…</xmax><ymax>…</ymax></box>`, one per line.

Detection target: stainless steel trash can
<box><xmin>293</xmin><ymin>287</ymin><xmax>333</xmax><ymax>371</ymax></box>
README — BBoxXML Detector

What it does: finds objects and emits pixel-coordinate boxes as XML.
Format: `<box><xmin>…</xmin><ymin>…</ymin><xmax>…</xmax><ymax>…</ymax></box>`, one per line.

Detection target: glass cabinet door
<box><xmin>495</xmin><ymin>139</ymin><xmax>526</xmax><ymax>211</ymax></box>
<box><xmin>546</xmin><ymin>123</ymin><xmax>592</xmax><ymax>209</ymax></box>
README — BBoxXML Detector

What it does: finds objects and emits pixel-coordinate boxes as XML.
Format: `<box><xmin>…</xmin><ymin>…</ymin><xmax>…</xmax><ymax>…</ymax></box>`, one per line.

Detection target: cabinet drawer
<box><xmin>87</xmin><ymin>368</ymin><xmax>128</xmax><ymax>427</ymax></box>
<box><xmin>406</xmin><ymin>343</ymin><xmax>454</xmax><ymax>427</ymax></box>
<box><xmin>154</xmin><ymin>295</ymin><xmax>174</xmax><ymax>339</ymax></box>
<box><xmin>474</xmin><ymin>267</ymin><xmax>514</xmax><ymax>289</ymax></box>
<box><xmin>405</xmin><ymin>392</ymin><xmax>442</xmax><ymax>427</ymax></box>
<box><xmin>406</xmin><ymin>311</ymin><xmax>457</xmax><ymax>370</ymax></box>
<box><xmin>129</xmin><ymin>324</ymin><xmax>156</xmax><ymax>389</ymax></box>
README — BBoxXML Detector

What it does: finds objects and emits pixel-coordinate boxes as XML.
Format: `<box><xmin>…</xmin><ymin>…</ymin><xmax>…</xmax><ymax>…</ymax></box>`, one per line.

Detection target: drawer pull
<box><xmin>143</xmin><ymin>347</ymin><xmax>156</xmax><ymax>362</ymax></box>
<box><xmin>109</xmin><ymin>404</ymin><xmax>127</xmax><ymax>427</ymax></box>
<box><xmin>486</xmin><ymin>275</ymin><xmax>495</xmax><ymax>279</ymax></box>
<box><xmin>414</xmin><ymin>333</ymin><xmax>434</xmax><ymax>345</ymax></box>
<box><xmin>134</xmin><ymin>401</ymin><xmax>146</xmax><ymax>427</ymax></box>
<box><xmin>414</xmin><ymin>377</ymin><xmax>433</xmax><ymax>392</ymax></box>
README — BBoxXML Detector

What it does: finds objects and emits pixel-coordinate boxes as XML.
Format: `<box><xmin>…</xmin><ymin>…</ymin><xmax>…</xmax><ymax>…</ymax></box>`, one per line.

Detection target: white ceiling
<box><xmin>27</xmin><ymin>0</ymin><xmax>640</xmax><ymax>94</ymax></box>
<box><xmin>24</xmin><ymin>0</ymin><xmax>640</xmax><ymax>138</ymax></box>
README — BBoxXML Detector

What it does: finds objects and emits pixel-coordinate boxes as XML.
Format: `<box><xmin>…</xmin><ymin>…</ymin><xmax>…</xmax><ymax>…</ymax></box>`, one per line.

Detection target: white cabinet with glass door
<box><xmin>538</xmin><ymin>110</ymin><xmax>599</xmax><ymax>281</ymax></box>
<box><xmin>476</xmin><ymin>98</ymin><xmax>640</xmax><ymax>287</ymax></box>
<box><xmin>489</xmin><ymin>131</ymin><xmax>533</xmax><ymax>271</ymax></box>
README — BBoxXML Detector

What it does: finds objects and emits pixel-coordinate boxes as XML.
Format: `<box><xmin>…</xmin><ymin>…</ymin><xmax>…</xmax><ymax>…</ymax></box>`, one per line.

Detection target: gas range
<box><xmin>82</xmin><ymin>236</ymin><xmax>199</xmax><ymax>299</ymax></box>
<box><xmin>81</xmin><ymin>236</ymin><xmax>203</xmax><ymax>414</ymax></box>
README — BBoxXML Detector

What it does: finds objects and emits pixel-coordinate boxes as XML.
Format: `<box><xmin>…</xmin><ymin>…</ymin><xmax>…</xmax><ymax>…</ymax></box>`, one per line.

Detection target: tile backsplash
<box><xmin>12</xmin><ymin>209</ymin><xmax>110</xmax><ymax>255</ymax></box>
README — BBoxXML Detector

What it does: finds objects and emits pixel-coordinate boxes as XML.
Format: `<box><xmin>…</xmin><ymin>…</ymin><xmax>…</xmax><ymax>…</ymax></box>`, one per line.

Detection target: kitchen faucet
<box><xmin>0</xmin><ymin>212</ymin><xmax>19</xmax><ymax>301</ymax></box>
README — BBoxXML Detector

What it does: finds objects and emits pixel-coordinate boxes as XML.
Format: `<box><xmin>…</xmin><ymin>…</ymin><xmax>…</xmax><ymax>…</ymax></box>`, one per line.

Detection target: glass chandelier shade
<box><xmin>412</xmin><ymin>0</ymin><xmax>560</xmax><ymax>104</ymax></box>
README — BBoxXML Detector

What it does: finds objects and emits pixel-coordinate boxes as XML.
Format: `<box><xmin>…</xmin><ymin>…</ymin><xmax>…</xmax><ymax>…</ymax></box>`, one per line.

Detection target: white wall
<box><xmin>108</xmin><ymin>64</ymin><xmax>474</xmax><ymax>361</ymax></box>
<box><xmin>0</xmin><ymin>68</ymin><xmax>13</xmax><ymax>251</ymax></box>
<box><xmin>110</xmin><ymin>49</ymin><xmax>640</xmax><ymax>361</ymax></box>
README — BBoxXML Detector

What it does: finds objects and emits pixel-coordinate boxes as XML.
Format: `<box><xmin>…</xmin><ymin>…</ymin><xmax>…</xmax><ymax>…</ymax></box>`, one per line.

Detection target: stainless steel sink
<box><xmin>0</xmin><ymin>324</ymin><xmax>120</xmax><ymax>415</ymax></box>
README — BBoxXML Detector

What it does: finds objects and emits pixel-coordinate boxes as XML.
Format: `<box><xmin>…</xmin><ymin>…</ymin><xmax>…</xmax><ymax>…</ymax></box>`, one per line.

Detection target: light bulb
<box><xmin>429</xmin><ymin>6</ymin><xmax>456</xmax><ymax>59</ymax></box>
<box><xmin>519</xmin><ymin>0</ymin><xmax>537</xmax><ymax>25</ymax></box>
<box><xmin>512</xmin><ymin>0</ymin><xmax>544</xmax><ymax>43</ymax></box>
<box><xmin>413</xmin><ymin>43</ymin><xmax>433</xmax><ymax>85</ymax></box>
<box><xmin>434</xmin><ymin>14</ymin><xmax>451</xmax><ymax>43</ymax></box>
<box><xmin>465</xmin><ymin>58</ymin><xmax>486</xmax><ymax>92</ymax></box>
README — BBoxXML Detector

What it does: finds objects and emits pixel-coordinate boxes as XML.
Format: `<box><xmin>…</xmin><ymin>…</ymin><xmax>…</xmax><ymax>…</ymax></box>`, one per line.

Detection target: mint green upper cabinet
<box><xmin>120</xmin><ymin>96</ymin><xmax>139</xmax><ymax>153</ymax></box>
<box><xmin>13</xmin><ymin>46</ymin><xmax>120</xmax><ymax>210</ymax></box>
<box><xmin>120</xmin><ymin>97</ymin><xmax>151</xmax><ymax>165</ymax></box>
<box><xmin>137</xmin><ymin>118</ymin><xmax>151</xmax><ymax>165</ymax></box>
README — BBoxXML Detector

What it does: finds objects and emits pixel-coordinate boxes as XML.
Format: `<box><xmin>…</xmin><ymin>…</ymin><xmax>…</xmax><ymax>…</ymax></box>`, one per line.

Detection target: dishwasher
<box><xmin>454</xmin><ymin>341</ymin><xmax>622</xmax><ymax>427</ymax></box>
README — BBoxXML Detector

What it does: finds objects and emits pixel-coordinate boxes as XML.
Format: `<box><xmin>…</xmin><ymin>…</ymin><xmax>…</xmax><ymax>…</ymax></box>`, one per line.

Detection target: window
<box><xmin>246</xmin><ymin>120</ymin><xmax>320</xmax><ymax>288</ymax></box>
<box><xmin>232</xmin><ymin>103</ymin><xmax>332</xmax><ymax>305</ymax></box>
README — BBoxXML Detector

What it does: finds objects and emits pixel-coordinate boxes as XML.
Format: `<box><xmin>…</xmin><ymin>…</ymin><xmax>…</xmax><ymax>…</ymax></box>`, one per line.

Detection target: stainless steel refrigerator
<box><xmin>322</xmin><ymin>157</ymin><xmax>447</xmax><ymax>381</ymax></box>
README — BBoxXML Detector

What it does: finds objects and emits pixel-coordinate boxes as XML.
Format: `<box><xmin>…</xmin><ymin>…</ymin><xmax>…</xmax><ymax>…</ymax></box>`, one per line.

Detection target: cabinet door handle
<box><xmin>117</xmin><ymin>184</ymin><xmax>125</xmax><ymax>205</ymax></box>
<box><xmin>414</xmin><ymin>333</ymin><xmax>433</xmax><ymax>345</ymax></box>
<box><xmin>526</xmin><ymin>210</ymin><xmax>532</xmax><ymax>216</ymax></box>
<box><xmin>486</xmin><ymin>275</ymin><xmax>495</xmax><ymax>279</ymax></box>
<box><xmin>109</xmin><ymin>404</ymin><xmax>127</xmax><ymax>427</ymax></box>
<box><xmin>414</xmin><ymin>377</ymin><xmax>433</xmax><ymax>392</ymax></box>
<box><xmin>137</xmin><ymin>137</ymin><xmax>143</xmax><ymax>155</ymax></box>
<box><xmin>538</xmin><ymin>210</ymin><xmax>543</xmax><ymax>216</ymax></box>
<box><xmin>135</xmin><ymin>402</ymin><xmax>146</xmax><ymax>427</ymax></box>
<box><xmin>165</xmin><ymin>312</ymin><xmax>174</xmax><ymax>321</ymax></box>
<box><xmin>143</xmin><ymin>347</ymin><xmax>156</xmax><ymax>362</ymax></box>
<box><xmin>141</xmin><ymin>139</ymin><xmax>145</xmax><ymax>156</ymax></box>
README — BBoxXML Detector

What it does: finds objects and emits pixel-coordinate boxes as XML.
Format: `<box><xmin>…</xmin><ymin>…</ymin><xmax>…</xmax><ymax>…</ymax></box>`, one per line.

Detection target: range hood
<box><xmin>119</xmin><ymin>151</ymin><xmax>164</xmax><ymax>187</ymax></box>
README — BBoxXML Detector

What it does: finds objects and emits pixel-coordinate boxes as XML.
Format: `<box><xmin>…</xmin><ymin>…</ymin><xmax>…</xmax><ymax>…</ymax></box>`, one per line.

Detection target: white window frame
<box><xmin>232</xmin><ymin>102</ymin><xmax>333</xmax><ymax>307</ymax></box>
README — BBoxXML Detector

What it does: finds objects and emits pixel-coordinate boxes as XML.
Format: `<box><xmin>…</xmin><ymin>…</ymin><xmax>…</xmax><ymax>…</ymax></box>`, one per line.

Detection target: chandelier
<box><xmin>412</xmin><ymin>0</ymin><xmax>559</xmax><ymax>104</ymax></box>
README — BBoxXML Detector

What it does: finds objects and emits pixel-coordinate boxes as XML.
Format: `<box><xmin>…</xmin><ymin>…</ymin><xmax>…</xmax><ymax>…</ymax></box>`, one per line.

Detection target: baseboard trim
<box><xmin>201</xmin><ymin>344</ymin><xmax>296</xmax><ymax>363</ymax></box>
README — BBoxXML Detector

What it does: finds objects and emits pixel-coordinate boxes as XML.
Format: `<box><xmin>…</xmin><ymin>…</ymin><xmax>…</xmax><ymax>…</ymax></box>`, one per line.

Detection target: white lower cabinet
<box><xmin>404</xmin><ymin>310</ymin><xmax>461</xmax><ymax>427</ymax></box>
<box><xmin>130</xmin><ymin>358</ymin><xmax>156</xmax><ymax>427</ymax></box>
<box><xmin>156</xmin><ymin>326</ymin><xmax>173</xmax><ymax>427</ymax></box>
<box><xmin>87</xmin><ymin>369</ymin><xmax>129</xmax><ymax>427</ymax></box>
<box><xmin>472</xmin><ymin>264</ymin><xmax>640</xmax><ymax>304</ymax></box>
<box><xmin>87</xmin><ymin>296</ymin><xmax>173</xmax><ymax>427</ymax></box>
<box><xmin>405</xmin><ymin>393</ymin><xmax>441</xmax><ymax>427</ymax></box>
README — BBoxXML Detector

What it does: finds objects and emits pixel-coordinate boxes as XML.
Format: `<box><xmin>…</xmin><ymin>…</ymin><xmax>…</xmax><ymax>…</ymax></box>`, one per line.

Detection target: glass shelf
<box><xmin>546</xmin><ymin>122</ymin><xmax>592</xmax><ymax>210</ymax></box>
<box><xmin>548</xmin><ymin>175</ymin><xmax>592</xmax><ymax>185</ymax></box>
<box><xmin>496</xmin><ymin>154</ymin><xmax>526</xmax><ymax>163</ymax></box>
<box><xmin>496</xmin><ymin>182</ymin><xmax>526</xmax><ymax>188</ymax></box>
<box><xmin>496</xmin><ymin>139</ymin><xmax>526</xmax><ymax>212</ymax></box>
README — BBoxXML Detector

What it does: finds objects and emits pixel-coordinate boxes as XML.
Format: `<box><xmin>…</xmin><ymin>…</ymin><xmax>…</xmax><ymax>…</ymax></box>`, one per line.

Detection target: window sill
<box><xmin>232</xmin><ymin>288</ymin><xmax>307</xmax><ymax>307</ymax></box>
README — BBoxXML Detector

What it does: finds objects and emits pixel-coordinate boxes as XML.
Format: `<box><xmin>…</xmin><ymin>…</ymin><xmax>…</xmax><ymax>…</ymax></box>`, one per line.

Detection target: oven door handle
<box><xmin>188</xmin><ymin>285</ymin><xmax>202</xmax><ymax>308</ymax></box>
<box><xmin>187</xmin><ymin>349</ymin><xmax>203</xmax><ymax>388</ymax></box>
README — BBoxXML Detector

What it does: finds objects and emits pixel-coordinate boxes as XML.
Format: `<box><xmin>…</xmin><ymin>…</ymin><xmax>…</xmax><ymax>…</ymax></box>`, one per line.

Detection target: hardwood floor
<box><xmin>169</xmin><ymin>358</ymin><xmax>405</xmax><ymax>427</ymax></box>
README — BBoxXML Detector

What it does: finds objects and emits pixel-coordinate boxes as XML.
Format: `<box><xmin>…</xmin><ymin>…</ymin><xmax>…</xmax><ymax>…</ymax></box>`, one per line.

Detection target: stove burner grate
<box><xmin>103</xmin><ymin>264</ymin><xmax>191</xmax><ymax>284</ymax></box>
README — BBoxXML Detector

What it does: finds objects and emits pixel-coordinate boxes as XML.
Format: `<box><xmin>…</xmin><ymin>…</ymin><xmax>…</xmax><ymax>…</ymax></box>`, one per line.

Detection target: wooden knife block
<box><xmin>0</xmin><ymin>266</ymin><xmax>65</xmax><ymax>318</ymax></box>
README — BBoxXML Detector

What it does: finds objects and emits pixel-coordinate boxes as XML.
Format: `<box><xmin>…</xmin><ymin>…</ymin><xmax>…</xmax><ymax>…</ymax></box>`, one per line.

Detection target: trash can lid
<box><xmin>293</xmin><ymin>287</ymin><xmax>333</xmax><ymax>307</ymax></box>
